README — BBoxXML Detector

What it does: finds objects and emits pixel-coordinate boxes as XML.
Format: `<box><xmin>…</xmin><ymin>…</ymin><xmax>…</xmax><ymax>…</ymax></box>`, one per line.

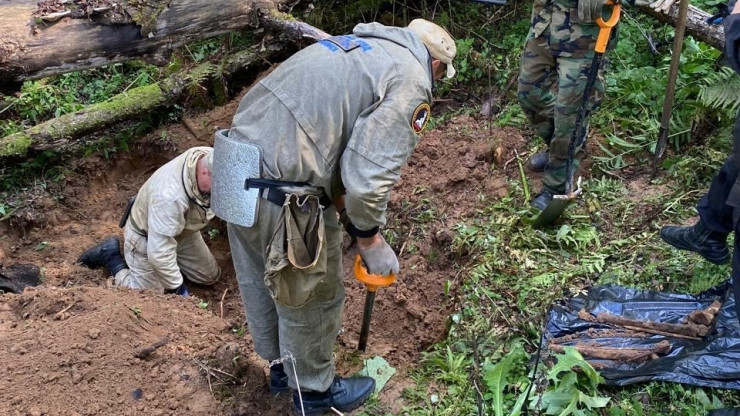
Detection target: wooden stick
<box><xmin>621</xmin><ymin>325</ymin><xmax>701</xmax><ymax>341</ymax></box>
<box><xmin>134</xmin><ymin>337</ymin><xmax>170</xmax><ymax>359</ymax></box>
<box><xmin>596</xmin><ymin>312</ymin><xmax>710</xmax><ymax>338</ymax></box>
<box><xmin>219</xmin><ymin>288</ymin><xmax>228</xmax><ymax>319</ymax></box>
<box><xmin>549</xmin><ymin>340</ymin><xmax>671</xmax><ymax>362</ymax></box>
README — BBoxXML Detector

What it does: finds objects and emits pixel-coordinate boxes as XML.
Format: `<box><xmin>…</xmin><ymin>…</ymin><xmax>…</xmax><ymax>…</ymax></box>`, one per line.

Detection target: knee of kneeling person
<box><xmin>187</xmin><ymin>266</ymin><xmax>221</xmax><ymax>286</ymax></box>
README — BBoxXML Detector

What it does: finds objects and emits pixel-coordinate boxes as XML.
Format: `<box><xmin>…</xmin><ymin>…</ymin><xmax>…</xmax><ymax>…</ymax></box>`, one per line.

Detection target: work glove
<box><xmin>633</xmin><ymin>0</ymin><xmax>678</xmax><ymax>13</ymax></box>
<box><xmin>358</xmin><ymin>235</ymin><xmax>399</xmax><ymax>276</ymax></box>
<box><xmin>648</xmin><ymin>0</ymin><xmax>678</xmax><ymax>12</ymax></box>
<box><xmin>578</xmin><ymin>0</ymin><xmax>604</xmax><ymax>22</ymax></box>
<box><xmin>166</xmin><ymin>284</ymin><xmax>190</xmax><ymax>297</ymax></box>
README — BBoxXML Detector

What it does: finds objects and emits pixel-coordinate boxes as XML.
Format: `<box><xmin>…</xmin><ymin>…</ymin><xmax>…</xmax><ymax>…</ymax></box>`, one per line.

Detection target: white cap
<box><xmin>407</xmin><ymin>19</ymin><xmax>457</xmax><ymax>79</ymax></box>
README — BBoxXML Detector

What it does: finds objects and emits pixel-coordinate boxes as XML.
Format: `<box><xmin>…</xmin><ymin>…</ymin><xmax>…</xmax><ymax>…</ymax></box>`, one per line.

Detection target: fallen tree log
<box><xmin>0</xmin><ymin>13</ymin><xmax>330</xmax><ymax>159</ymax></box>
<box><xmin>0</xmin><ymin>43</ymin><xmax>288</xmax><ymax>158</ymax></box>
<box><xmin>639</xmin><ymin>4</ymin><xmax>725</xmax><ymax>51</ymax></box>
<box><xmin>0</xmin><ymin>0</ymin><xmax>728</xmax><ymax>84</ymax></box>
<box><xmin>0</xmin><ymin>0</ymin><xmax>323</xmax><ymax>84</ymax></box>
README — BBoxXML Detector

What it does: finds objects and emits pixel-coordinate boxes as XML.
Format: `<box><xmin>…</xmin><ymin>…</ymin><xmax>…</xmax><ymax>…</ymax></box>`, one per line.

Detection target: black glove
<box><xmin>165</xmin><ymin>284</ymin><xmax>190</xmax><ymax>297</ymax></box>
<box><xmin>708</xmin><ymin>0</ymin><xmax>736</xmax><ymax>24</ymax></box>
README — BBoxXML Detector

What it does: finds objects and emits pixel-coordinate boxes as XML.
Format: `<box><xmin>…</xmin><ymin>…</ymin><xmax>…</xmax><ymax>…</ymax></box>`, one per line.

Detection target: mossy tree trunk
<box><xmin>0</xmin><ymin>0</ymin><xmax>303</xmax><ymax>84</ymax></box>
<box><xmin>639</xmin><ymin>4</ymin><xmax>726</xmax><ymax>51</ymax></box>
<box><xmin>0</xmin><ymin>42</ymin><xmax>292</xmax><ymax>159</ymax></box>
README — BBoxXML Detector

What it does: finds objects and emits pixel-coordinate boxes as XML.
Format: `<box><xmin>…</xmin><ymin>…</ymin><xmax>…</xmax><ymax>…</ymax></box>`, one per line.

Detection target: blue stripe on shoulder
<box><xmin>319</xmin><ymin>40</ymin><xmax>340</xmax><ymax>52</ymax></box>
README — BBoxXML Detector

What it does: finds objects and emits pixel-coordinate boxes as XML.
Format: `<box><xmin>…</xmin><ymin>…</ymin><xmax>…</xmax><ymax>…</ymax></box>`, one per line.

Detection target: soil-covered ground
<box><xmin>0</xmin><ymin>88</ymin><xmax>542</xmax><ymax>414</ymax></box>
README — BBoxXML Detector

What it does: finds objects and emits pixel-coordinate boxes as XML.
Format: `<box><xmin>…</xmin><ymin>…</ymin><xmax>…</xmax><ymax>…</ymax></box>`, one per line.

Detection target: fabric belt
<box><xmin>245</xmin><ymin>178</ymin><xmax>332</xmax><ymax>208</ymax></box>
<box><xmin>127</xmin><ymin>216</ymin><xmax>148</xmax><ymax>238</ymax></box>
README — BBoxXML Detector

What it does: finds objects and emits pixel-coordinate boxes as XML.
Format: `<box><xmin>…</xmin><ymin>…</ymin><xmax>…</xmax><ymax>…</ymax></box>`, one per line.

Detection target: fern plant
<box><xmin>698</xmin><ymin>67</ymin><xmax>740</xmax><ymax>112</ymax></box>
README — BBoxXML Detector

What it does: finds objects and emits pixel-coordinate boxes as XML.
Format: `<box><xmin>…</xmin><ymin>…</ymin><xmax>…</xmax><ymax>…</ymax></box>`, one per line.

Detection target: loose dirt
<box><xmin>0</xmin><ymin>90</ymin><xmax>559</xmax><ymax>415</ymax></box>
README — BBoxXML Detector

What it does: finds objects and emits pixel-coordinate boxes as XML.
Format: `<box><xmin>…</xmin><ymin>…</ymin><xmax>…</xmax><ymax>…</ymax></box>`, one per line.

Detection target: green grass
<box><xmin>385</xmin><ymin>135</ymin><xmax>739</xmax><ymax>415</ymax></box>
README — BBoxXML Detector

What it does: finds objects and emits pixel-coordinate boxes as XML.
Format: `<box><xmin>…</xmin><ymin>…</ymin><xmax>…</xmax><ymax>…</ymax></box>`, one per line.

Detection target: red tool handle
<box><xmin>353</xmin><ymin>254</ymin><xmax>396</xmax><ymax>292</ymax></box>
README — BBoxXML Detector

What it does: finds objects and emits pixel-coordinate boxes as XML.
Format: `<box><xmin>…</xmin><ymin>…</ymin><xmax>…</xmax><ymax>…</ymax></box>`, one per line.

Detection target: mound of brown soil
<box><xmin>0</xmin><ymin>285</ymin><xmax>291</xmax><ymax>416</ymax></box>
<box><xmin>0</xmin><ymin>95</ymin><xmax>536</xmax><ymax>413</ymax></box>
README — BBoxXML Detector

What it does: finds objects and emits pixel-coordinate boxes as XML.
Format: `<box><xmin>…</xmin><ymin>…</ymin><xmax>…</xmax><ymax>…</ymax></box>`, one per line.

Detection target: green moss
<box><xmin>269</xmin><ymin>10</ymin><xmax>297</xmax><ymax>22</ymax></box>
<box><xmin>123</xmin><ymin>0</ymin><xmax>170</xmax><ymax>37</ymax></box>
<box><xmin>0</xmin><ymin>133</ymin><xmax>32</xmax><ymax>157</ymax></box>
<box><xmin>0</xmin><ymin>83</ymin><xmax>166</xmax><ymax>158</ymax></box>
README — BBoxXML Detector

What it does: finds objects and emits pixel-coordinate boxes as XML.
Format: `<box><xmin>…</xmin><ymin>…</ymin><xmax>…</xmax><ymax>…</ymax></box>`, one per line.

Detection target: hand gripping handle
<box><xmin>596</xmin><ymin>1</ymin><xmax>621</xmax><ymax>53</ymax></box>
<box><xmin>353</xmin><ymin>254</ymin><xmax>396</xmax><ymax>292</ymax></box>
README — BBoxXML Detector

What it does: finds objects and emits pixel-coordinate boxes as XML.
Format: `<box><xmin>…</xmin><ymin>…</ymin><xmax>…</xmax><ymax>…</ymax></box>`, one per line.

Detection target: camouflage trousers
<box><xmin>517</xmin><ymin>26</ymin><xmax>608</xmax><ymax>192</ymax></box>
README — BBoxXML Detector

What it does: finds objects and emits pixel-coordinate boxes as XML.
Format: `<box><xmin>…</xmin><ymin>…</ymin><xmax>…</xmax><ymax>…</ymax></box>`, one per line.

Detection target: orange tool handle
<box><xmin>595</xmin><ymin>1</ymin><xmax>621</xmax><ymax>54</ymax></box>
<box><xmin>353</xmin><ymin>254</ymin><xmax>396</xmax><ymax>292</ymax></box>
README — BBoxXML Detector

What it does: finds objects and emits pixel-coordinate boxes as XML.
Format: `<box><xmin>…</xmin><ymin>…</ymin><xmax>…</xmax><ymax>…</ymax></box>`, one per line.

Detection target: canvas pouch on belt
<box><xmin>265</xmin><ymin>193</ymin><xmax>327</xmax><ymax>307</ymax></box>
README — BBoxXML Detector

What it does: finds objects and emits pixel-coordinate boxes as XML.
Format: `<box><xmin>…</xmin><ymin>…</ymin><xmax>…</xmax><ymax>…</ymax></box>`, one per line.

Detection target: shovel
<box><xmin>354</xmin><ymin>254</ymin><xmax>396</xmax><ymax>351</ymax></box>
<box><xmin>652</xmin><ymin>0</ymin><xmax>691</xmax><ymax>170</ymax></box>
<box><xmin>532</xmin><ymin>1</ymin><xmax>621</xmax><ymax>228</ymax></box>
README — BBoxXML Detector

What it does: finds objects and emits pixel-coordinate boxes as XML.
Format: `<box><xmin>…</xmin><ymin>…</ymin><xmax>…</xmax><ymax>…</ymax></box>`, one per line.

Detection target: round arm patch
<box><xmin>411</xmin><ymin>103</ymin><xmax>431</xmax><ymax>133</ymax></box>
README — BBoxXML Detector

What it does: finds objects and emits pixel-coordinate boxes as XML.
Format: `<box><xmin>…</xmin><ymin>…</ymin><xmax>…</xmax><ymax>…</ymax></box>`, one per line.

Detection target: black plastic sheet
<box><xmin>545</xmin><ymin>280</ymin><xmax>740</xmax><ymax>389</ymax></box>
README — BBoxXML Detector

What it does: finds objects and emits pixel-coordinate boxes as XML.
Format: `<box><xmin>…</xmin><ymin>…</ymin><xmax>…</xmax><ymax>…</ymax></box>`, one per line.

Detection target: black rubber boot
<box><xmin>528</xmin><ymin>150</ymin><xmax>549</xmax><ymax>172</ymax></box>
<box><xmin>269</xmin><ymin>363</ymin><xmax>290</xmax><ymax>395</ymax></box>
<box><xmin>293</xmin><ymin>376</ymin><xmax>375</xmax><ymax>416</ymax></box>
<box><xmin>531</xmin><ymin>188</ymin><xmax>555</xmax><ymax>211</ymax></box>
<box><xmin>77</xmin><ymin>236</ymin><xmax>127</xmax><ymax>276</ymax></box>
<box><xmin>660</xmin><ymin>221</ymin><xmax>730</xmax><ymax>265</ymax></box>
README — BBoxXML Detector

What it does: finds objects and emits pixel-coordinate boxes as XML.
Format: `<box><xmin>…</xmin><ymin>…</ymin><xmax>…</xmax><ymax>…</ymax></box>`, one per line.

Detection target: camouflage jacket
<box><xmin>529</xmin><ymin>0</ymin><xmax>619</xmax><ymax>57</ymax></box>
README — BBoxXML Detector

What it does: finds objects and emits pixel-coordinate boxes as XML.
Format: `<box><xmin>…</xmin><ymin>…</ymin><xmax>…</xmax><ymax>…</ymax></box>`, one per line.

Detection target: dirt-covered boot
<box><xmin>527</xmin><ymin>150</ymin><xmax>549</xmax><ymax>172</ymax></box>
<box><xmin>293</xmin><ymin>376</ymin><xmax>375</xmax><ymax>416</ymax></box>
<box><xmin>269</xmin><ymin>363</ymin><xmax>290</xmax><ymax>395</ymax></box>
<box><xmin>77</xmin><ymin>236</ymin><xmax>127</xmax><ymax>276</ymax></box>
<box><xmin>660</xmin><ymin>221</ymin><xmax>730</xmax><ymax>265</ymax></box>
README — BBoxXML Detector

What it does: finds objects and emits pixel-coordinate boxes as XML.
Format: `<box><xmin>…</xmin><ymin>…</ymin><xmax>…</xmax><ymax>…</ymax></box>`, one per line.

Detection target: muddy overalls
<box><xmin>121</xmin><ymin>147</ymin><xmax>220</xmax><ymax>291</ymax></box>
<box><xmin>212</xmin><ymin>23</ymin><xmax>434</xmax><ymax>392</ymax></box>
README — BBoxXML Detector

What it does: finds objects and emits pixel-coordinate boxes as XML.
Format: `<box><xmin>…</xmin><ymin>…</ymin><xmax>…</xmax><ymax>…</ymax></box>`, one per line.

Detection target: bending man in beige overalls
<box><xmin>78</xmin><ymin>147</ymin><xmax>220</xmax><ymax>296</ymax></box>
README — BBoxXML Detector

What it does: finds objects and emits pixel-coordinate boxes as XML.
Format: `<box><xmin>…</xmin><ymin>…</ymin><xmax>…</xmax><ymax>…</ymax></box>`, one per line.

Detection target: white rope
<box><xmin>269</xmin><ymin>352</ymin><xmax>304</xmax><ymax>415</ymax></box>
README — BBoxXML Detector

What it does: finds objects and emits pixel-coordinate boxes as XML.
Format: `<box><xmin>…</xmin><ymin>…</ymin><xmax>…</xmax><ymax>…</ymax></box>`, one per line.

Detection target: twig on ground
<box><xmin>54</xmin><ymin>302</ymin><xmax>77</xmax><ymax>320</ymax></box>
<box><xmin>134</xmin><ymin>337</ymin><xmax>170</xmax><ymax>359</ymax></box>
<box><xmin>330</xmin><ymin>407</ymin><xmax>344</xmax><ymax>415</ymax></box>
<box><xmin>193</xmin><ymin>358</ymin><xmax>225</xmax><ymax>383</ymax></box>
<box><xmin>220</xmin><ymin>288</ymin><xmax>229</xmax><ymax>319</ymax></box>
<box><xmin>182</xmin><ymin>118</ymin><xmax>201</xmax><ymax>139</ymax></box>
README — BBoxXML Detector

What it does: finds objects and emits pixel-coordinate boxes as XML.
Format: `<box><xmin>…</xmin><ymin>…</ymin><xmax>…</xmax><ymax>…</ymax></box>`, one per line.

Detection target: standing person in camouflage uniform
<box><xmin>518</xmin><ymin>0</ymin><xmax>677</xmax><ymax>209</ymax></box>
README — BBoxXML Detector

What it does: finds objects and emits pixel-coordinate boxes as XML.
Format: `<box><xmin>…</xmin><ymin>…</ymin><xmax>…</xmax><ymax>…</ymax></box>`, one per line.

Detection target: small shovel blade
<box><xmin>531</xmin><ymin>195</ymin><xmax>573</xmax><ymax>228</ymax></box>
<box><xmin>531</xmin><ymin>179</ymin><xmax>582</xmax><ymax>228</ymax></box>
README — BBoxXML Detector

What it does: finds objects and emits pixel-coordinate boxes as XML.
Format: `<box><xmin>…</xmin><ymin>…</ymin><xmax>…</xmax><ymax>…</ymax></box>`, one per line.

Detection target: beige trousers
<box><xmin>114</xmin><ymin>224</ymin><xmax>220</xmax><ymax>290</ymax></box>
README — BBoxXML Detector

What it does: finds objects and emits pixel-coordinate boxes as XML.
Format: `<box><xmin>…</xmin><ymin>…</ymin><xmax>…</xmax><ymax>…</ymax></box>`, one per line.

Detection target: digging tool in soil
<box><xmin>354</xmin><ymin>255</ymin><xmax>396</xmax><ymax>352</ymax></box>
<box><xmin>653</xmin><ymin>0</ymin><xmax>691</xmax><ymax>169</ymax></box>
